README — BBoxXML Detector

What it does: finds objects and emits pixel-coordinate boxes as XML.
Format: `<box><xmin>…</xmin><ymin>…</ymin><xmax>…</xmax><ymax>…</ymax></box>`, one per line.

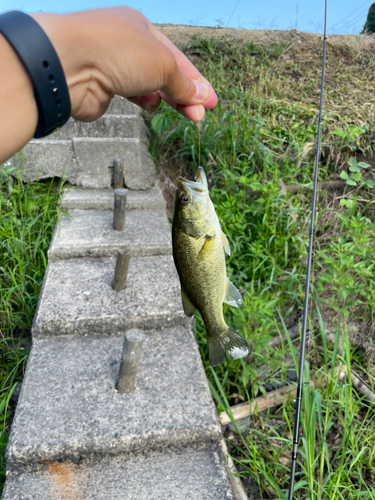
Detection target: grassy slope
<box><xmin>146</xmin><ymin>29</ymin><xmax>375</xmax><ymax>498</ymax></box>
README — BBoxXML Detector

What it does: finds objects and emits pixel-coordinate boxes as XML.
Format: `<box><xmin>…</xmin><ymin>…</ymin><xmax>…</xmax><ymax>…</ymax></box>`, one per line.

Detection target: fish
<box><xmin>172</xmin><ymin>166</ymin><xmax>249</xmax><ymax>367</ymax></box>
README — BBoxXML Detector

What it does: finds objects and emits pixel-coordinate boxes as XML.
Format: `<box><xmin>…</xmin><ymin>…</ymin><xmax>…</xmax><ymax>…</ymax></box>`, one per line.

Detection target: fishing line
<box><xmin>198</xmin><ymin>121</ymin><xmax>201</xmax><ymax>166</ymax></box>
<box><xmin>287</xmin><ymin>1</ymin><xmax>327</xmax><ymax>498</ymax></box>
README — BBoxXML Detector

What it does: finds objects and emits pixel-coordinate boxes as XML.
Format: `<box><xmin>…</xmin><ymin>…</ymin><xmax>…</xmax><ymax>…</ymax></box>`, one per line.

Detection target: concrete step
<box><xmin>106</xmin><ymin>95</ymin><xmax>140</xmax><ymax>115</ymax></box>
<box><xmin>48</xmin><ymin>209</ymin><xmax>171</xmax><ymax>260</ymax></box>
<box><xmin>7</xmin><ymin>137</ymin><xmax>157</xmax><ymax>190</ymax></box>
<box><xmin>3</xmin><ymin>445</ymin><xmax>233</xmax><ymax>500</ymax></box>
<box><xmin>6</xmin><ymin>329</ymin><xmax>220</xmax><ymax>466</ymax></box>
<box><xmin>32</xmin><ymin>256</ymin><xmax>187</xmax><ymax>337</ymax></box>
<box><xmin>50</xmin><ymin>115</ymin><xmax>142</xmax><ymax>140</ymax></box>
<box><xmin>61</xmin><ymin>186</ymin><xmax>166</xmax><ymax>212</ymax></box>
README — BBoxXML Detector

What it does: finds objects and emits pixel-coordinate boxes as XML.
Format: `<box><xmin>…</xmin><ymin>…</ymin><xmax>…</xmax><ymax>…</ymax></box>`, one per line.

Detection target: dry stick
<box><xmin>113</xmin><ymin>158</ymin><xmax>124</xmax><ymax>189</ymax></box>
<box><xmin>268</xmin><ymin>326</ymin><xmax>301</xmax><ymax>348</ymax></box>
<box><xmin>253</xmin><ymin>330</ymin><xmax>309</xmax><ymax>383</ymax></box>
<box><xmin>219</xmin><ymin>385</ymin><xmax>297</xmax><ymax>426</ymax></box>
<box><xmin>116</xmin><ymin>329</ymin><xmax>145</xmax><ymax>394</ymax></box>
<box><xmin>221</xmin><ymin>440</ymin><xmax>249</xmax><ymax>500</ymax></box>
<box><xmin>113</xmin><ymin>188</ymin><xmax>127</xmax><ymax>231</ymax></box>
<box><xmin>221</xmin><ymin>366</ymin><xmax>375</xmax><ymax>427</ymax></box>
<box><xmin>112</xmin><ymin>251</ymin><xmax>131</xmax><ymax>292</ymax></box>
<box><xmin>278</xmin><ymin>180</ymin><xmax>347</xmax><ymax>194</ymax></box>
<box><xmin>337</xmin><ymin>365</ymin><xmax>375</xmax><ymax>403</ymax></box>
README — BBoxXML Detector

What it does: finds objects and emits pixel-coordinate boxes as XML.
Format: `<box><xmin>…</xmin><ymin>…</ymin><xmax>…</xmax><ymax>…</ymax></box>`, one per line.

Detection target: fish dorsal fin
<box><xmin>224</xmin><ymin>278</ymin><xmax>242</xmax><ymax>308</ymax></box>
<box><xmin>181</xmin><ymin>286</ymin><xmax>196</xmax><ymax>317</ymax></box>
<box><xmin>221</xmin><ymin>231</ymin><xmax>231</xmax><ymax>256</ymax></box>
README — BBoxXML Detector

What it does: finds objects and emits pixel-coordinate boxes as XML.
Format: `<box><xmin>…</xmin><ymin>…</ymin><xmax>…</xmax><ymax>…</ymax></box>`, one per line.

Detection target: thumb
<box><xmin>160</xmin><ymin>51</ymin><xmax>215</xmax><ymax>107</ymax></box>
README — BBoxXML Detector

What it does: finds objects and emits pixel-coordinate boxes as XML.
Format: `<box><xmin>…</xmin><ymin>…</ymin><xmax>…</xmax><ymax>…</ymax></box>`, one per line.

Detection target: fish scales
<box><xmin>173</xmin><ymin>226</ymin><xmax>226</xmax><ymax>334</ymax></box>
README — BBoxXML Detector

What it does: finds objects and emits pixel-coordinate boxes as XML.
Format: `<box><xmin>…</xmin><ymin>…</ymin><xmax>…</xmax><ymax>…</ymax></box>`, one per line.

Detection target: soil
<box><xmin>156</xmin><ymin>24</ymin><xmax>375</xmax><ymax>54</ymax></box>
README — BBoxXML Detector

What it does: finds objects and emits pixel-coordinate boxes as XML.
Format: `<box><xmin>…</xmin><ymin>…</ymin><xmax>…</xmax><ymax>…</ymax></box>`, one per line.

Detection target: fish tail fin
<box><xmin>207</xmin><ymin>327</ymin><xmax>249</xmax><ymax>367</ymax></box>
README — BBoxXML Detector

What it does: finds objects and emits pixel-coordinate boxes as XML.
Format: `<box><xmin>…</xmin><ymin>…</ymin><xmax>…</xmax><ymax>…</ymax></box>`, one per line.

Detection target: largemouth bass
<box><xmin>172</xmin><ymin>166</ymin><xmax>249</xmax><ymax>367</ymax></box>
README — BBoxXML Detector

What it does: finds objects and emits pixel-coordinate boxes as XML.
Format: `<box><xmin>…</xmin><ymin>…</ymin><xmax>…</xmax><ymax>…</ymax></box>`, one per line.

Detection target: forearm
<box><xmin>0</xmin><ymin>33</ymin><xmax>38</xmax><ymax>165</ymax></box>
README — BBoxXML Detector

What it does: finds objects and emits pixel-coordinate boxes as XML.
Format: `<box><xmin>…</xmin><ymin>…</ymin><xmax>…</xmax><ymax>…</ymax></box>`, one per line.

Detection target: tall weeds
<box><xmin>0</xmin><ymin>166</ymin><xmax>62</xmax><ymax>488</ymax></box>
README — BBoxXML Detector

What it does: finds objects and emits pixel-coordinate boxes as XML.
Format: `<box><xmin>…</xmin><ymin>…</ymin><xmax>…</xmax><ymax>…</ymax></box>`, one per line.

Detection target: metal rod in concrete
<box><xmin>112</xmin><ymin>250</ymin><xmax>131</xmax><ymax>291</ymax></box>
<box><xmin>113</xmin><ymin>188</ymin><xmax>127</xmax><ymax>231</ymax></box>
<box><xmin>116</xmin><ymin>329</ymin><xmax>146</xmax><ymax>394</ymax></box>
<box><xmin>113</xmin><ymin>158</ymin><xmax>124</xmax><ymax>189</ymax></box>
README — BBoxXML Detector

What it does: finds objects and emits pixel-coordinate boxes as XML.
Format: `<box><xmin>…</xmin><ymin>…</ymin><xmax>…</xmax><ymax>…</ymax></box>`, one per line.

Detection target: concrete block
<box><xmin>6</xmin><ymin>329</ymin><xmax>220</xmax><ymax>465</ymax></box>
<box><xmin>48</xmin><ymin>115</ymin><xmax>140</xmax><ymax>140</ymax></box>
<box><xmin>48</xmin><ymin>209</ymin><xmax>171</xmax><ymax>260</ymax></box>
<box><xmin>32</xmin><ymin>256</ymin><xmax>187</xmax><ymax>336</ymax></box>
<box><xmin>6</xmin><ymin>141</ymin><xmax>77</xmax><ymax>183</ymax></box>
<box><xmin>106</xmin><ymin>96</ymin><xmax>139</xmax><ymax>115</ymax></box>
<box><xmin>48</xmin><ymin>118</ymin><xmax>79</xmax><ymax>140</ymax></box>
<box><xmin>3</xmin><ymin>445</ymin><xmax>233</xmax><ymax>499</ymax></box>
<box><xmin>72</xmin><ymin>138</ymin><xmax>157</xmax><ymax>190</ymax></box>
<box><xmin>61</xmin><ymin>186</ymin><xmax>166</xmax><ymax>212</ymax></box>
<box><xmin>76</xmin><ymin>115</ymin><xmax>140</xmax><ymax>139</ymax></box>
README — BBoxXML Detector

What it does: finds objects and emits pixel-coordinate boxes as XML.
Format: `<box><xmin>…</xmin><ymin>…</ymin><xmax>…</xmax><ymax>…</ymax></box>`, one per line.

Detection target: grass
<box><xmin>146</xmin><ymin>32</ymin><xmax>375</xmax><ymax>498</ymax></box>
<box><xmin>0</xmin><ymin>165</ymin><xmax>62</xmax><ymax>492</ymax></box>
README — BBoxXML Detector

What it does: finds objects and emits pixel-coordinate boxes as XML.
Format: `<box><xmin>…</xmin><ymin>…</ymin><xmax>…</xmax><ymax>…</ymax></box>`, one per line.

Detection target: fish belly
<box><xmin>173</xmin><ymin>229</ymin><xmax>226</xmax><ymax>331</ymax></box>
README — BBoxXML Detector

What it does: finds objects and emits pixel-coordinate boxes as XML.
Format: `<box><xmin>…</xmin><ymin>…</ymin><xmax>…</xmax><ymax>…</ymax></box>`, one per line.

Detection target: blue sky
<box><xmin>1</xmin><ymin>0</ymin><xmax>370</xmax><ymax>34</ymax></box>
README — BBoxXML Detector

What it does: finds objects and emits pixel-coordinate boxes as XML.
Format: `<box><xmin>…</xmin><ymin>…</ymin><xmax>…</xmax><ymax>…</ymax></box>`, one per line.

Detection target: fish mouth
<box><xmin>194</xmin><ymin>166</ymin><xmax>208</xmax><ymax>188</ymax></box>
<box><xmin>178</xmin><ymin>167</ymin><xmax>208</xmax><ymax>196</ymax></box>
<box><xmin>177</xmin><ymin>176</ymin><xmax>207</xmax><ymax>199</ymax></box>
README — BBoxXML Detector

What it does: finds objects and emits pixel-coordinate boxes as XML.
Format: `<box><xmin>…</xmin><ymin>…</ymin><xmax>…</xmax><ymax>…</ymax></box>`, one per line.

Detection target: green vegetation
<box><xmin>0</xmin><ymin>166</ymin><xmax>62</xmax><ymax>491</ymax></box>
<box><xmin>147</xmin><ymin>33</ymin><xmax>375</xmax><ymax>498</ymax></box>
<box><xmin>362</xmin><ymin>3</ymin><xmax>375</xmax><ymax>34</ymax></box>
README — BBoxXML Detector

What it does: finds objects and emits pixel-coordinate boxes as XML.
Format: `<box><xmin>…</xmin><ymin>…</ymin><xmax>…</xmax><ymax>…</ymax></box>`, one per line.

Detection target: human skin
<box><xmin>0</xmin><ymin>7</ymin><xmax>217</xmax><ymax>164</ymax></box>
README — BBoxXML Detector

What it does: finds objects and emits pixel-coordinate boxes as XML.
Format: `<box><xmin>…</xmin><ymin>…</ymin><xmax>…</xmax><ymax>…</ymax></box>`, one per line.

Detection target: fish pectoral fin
<box><xmin>197</xmin><ymin>234</ymin><xmax>216</xmax><ymax>259</ymax></box>
<box><xmin>224</xmin><ymin>278</ymin><xmax>242</xmax><ymax>308</ymax></box>
<box><xmin>181</xmin><ymin>287</ymin><xmax>196</xmax><ymax>317</ymax></box>
<box><xmin>221</xmin><ymin>231</ymin><xmax>231</xmax><ymax>256</ymax></box>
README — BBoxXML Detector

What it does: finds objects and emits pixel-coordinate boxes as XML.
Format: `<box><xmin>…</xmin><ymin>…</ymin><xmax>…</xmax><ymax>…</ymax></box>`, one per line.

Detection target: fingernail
<box><xmin>143</xmin><ymin>93</ymin><xmax>159</xmax><ymax>106</ymax></box>
<box><xmin>194</xmin><ymin>81</ymin><xmax>209</xmax><ymax>101</ymax></box>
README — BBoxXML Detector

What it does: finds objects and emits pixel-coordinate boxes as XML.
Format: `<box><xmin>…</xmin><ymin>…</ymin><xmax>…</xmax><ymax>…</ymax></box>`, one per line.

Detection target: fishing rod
<box><xmin>287</xmin><ymin>1</ymin><xmax>327</xmax><ymax>498</ymax></box>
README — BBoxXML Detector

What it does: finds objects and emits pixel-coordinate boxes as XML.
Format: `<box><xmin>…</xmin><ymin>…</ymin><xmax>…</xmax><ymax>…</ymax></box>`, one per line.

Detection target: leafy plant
<box><xmin>339</xmin><ymin>158</ymin><xmax>374</xmax><ymax>207</ymax></box>
<box><xmin>151</xmin><ymin>113</ymin><xmax>174</xmax><ymax>136</ymax></box>
<box><xmin>333</xmin><ymin>127</ymin><xmax>365</xmax><ymax>152</ymax></box>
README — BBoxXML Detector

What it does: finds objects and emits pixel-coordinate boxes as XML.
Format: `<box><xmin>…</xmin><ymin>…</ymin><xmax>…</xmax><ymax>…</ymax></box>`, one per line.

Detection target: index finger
<box><xmin>147</xmin><ymin>23</ymin><xmax>217</xmax><ymax>109</ymax></box>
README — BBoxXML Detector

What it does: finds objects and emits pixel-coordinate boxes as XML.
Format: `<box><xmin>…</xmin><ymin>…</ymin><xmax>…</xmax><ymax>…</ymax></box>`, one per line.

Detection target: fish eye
<box><xmin>181</xmin><ymin>194</ymin><xmax>190</xmax><ymax>206</ymax></box>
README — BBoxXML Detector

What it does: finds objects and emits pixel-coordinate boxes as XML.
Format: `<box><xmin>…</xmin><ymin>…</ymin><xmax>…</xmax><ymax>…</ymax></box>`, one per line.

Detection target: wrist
<box><xmin>30</xmin><ymin>12</ymin><xmax>102</xmax><ymax>120</ymax></box>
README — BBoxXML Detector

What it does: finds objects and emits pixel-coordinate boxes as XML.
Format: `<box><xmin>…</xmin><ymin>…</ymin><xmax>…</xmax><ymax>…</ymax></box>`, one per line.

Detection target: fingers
<box><xmin>148</xmin><ymin>23</ymin><xmax>217</xmax><ymax>112</ymax></box>
<box><xmin>127</xmin><ymin>92</ymin><xmax>161</xmax><ymax>112</ymax></box>
<box><xmin>158</xmin><ymin>91</ymin><xmax>206</xmax><ymax>122</ymax></box>
<box><xmin>128</xmin><ymin>91</ymin><xmax>205</xmax><ymax>122</ymax></box>
<box><xmin>160</xmin><ymin>51</ymin><xmax>217</xmax><ymax>113</ymax></box>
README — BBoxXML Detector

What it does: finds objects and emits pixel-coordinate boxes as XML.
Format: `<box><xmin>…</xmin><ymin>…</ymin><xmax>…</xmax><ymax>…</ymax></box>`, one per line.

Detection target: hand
<box><xmin>31</xmin><ymin>8</ymin><xmax>217</xmax><ymax>123</ymax></box>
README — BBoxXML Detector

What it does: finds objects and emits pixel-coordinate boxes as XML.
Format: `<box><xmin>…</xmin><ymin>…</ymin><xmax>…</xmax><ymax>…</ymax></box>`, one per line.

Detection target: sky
<box><xmin>0</xmin><ymin>0</ymin><xmax>371</xmax><ymax>34</ymax></box>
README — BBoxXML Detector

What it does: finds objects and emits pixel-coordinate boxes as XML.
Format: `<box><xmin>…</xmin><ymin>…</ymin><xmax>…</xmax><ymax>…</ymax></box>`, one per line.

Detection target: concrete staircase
<box><xmin>2</xmin><ymin>98</ymin><xmax>234</xmax><ymax>499</ymax></box>
<box><xmin>6</xmin><ymin>97</ymin><xmax>156</xmax><ymax>190</ymax></box>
